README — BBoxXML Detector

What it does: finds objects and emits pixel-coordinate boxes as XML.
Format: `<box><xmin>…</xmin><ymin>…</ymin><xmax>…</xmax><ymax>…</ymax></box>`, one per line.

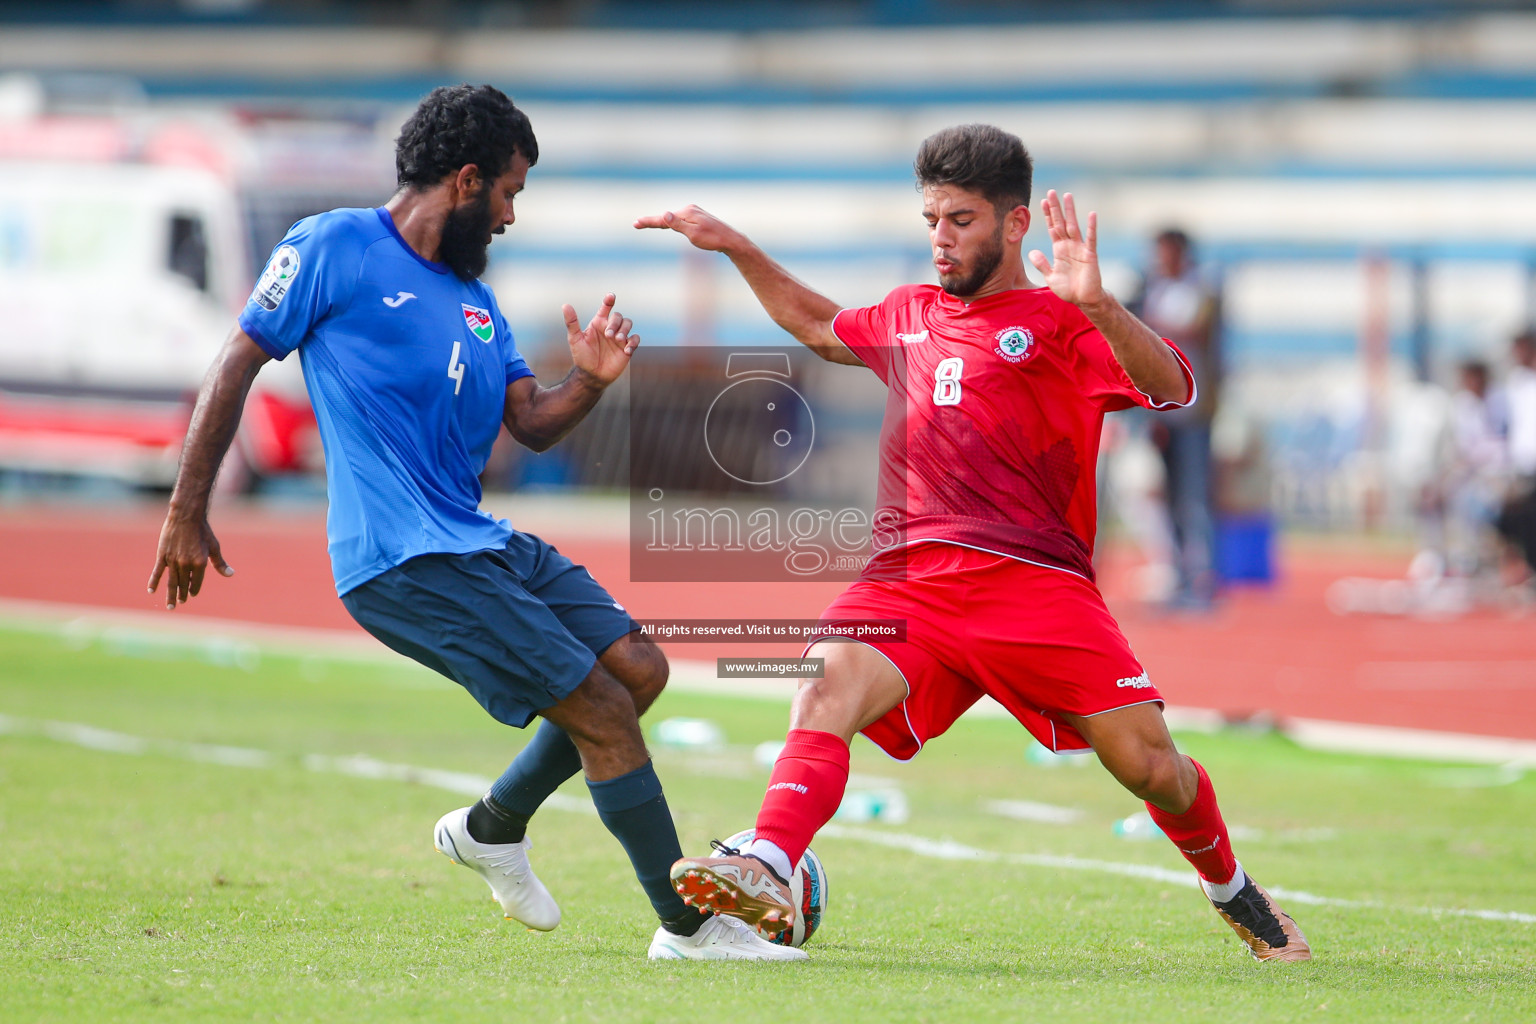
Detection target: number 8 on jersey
<box><xmin>932</xmin><ymin>356</ymin><xmax>963</xmax><ymax>406</ymax></box>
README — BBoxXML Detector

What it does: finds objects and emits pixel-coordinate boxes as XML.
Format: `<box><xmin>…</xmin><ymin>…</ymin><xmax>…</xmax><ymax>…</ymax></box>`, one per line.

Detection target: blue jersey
<box><xmin>238</xmin><ymin>207</ymin><xmax>535</xmax><ymax>595</ymax></box>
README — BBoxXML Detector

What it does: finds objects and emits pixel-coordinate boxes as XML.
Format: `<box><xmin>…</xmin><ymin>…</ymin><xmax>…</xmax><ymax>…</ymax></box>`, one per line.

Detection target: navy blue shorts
<box><xmin>341</xmin><ymin>532</ymin><xmax>640</xmax><ymax>728</ymax></box>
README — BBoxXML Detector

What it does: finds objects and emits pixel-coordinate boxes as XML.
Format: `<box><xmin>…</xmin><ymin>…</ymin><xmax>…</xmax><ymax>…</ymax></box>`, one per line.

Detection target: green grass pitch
<box><xmin>2</xmin><ymin>622</ymin><xmax>1533</xmax><ymax>1023</ymax></box>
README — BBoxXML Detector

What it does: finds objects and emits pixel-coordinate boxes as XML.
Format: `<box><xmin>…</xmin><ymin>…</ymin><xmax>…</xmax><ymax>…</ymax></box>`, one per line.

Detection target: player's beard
<box><xmin>438</xmin><ymin>187</ymin><xmax>496</xmax><ymax>281</ymax></box>
<box><xmin>938</xmin><ymin>223</ymin><xmax>1005</xmax><ymax>298</ymax></box>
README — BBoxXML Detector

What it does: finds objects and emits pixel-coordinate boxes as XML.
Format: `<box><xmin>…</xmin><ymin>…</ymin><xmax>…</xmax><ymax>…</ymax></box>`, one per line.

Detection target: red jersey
<box><xmin>832</xmin><ymin>284</ymin><xmax>1195</xmax><ymax>581</ymax></box>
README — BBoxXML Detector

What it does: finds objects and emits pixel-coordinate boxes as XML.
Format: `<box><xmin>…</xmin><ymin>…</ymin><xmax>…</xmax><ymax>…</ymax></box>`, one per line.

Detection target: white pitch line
<box><xmin>298</xmin><ymin>751</ymin><xmax>594</xmax><ymax>815</ymax></box>
<box><xmin>980</xmin><ymin>798</ymin><xmax>1086</xmax><ymax>825</ymax></box>
<box><xmin>0</xmin><ymin>598</ymin><xmax>395</xmax><ymax>661</ymax></box>
<box><xmin>815</xmin><ymin>826</ymin><xmax>1536</xmax><ymax>926</ymax></box>
<box><xmin>0</xmin><ymin>713</ymin><xmax>594</xmax><ymax>815</ymax></box>
<box><xmin>4</xmin><ymin>713</ymin><xmax>1532</xmax><ymax>927</ymax></box>
<box><xmin>6</xmin><ymin>602</ymin><xmax>1536</xmax><ymax>765</ymax></box>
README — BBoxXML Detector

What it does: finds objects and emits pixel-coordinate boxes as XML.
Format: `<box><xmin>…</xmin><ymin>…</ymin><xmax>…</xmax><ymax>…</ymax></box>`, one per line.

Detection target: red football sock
<box><xmin>752</xmin><ymin>729</ymin><xmax>851</xmax><ymax>868</ymax></box>
<box><xmin>1145</xmin><ymin>757</ymin><xmax>1239</xmax><ymax>885</ymax></box>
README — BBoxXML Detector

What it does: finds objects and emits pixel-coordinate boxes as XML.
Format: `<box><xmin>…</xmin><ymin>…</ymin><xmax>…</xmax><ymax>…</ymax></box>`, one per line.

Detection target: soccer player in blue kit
<box><xmin>148</xmin><ymin>84</ymin><xmax>799</xmax><ymax>961</ymax></box>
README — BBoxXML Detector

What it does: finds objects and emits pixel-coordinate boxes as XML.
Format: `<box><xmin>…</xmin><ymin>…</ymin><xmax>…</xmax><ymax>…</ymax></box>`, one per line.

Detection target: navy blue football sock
<box><xmin>479</xmin><ymin>719</ymin><xmax>584</xmax><ymax>843</ymax></box>
<box><xmin>587</xmin><ymin>761</ymin><xmax>700</xmax><ymax>933</ymax></box>
<box><xmin>465</xmin><ymin>795</ymin><xmax>528</xmax><ymax>845</ymax></box>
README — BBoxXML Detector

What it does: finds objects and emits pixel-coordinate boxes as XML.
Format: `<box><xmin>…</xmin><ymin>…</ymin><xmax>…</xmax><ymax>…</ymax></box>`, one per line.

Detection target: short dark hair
<box><xmin>395</xmin><ymin>84</ymin><xmax>538</xmax><ymax>190</ymax></box>
<box><xmin>914</xmin><ymin>124</ymin><xmax>1032</xmax><ymax>217</ymax></box>
<box><xmin>1156</xmin><ymin>228</ymin><xmax>1192</xmax><ymax>252</ymax></box>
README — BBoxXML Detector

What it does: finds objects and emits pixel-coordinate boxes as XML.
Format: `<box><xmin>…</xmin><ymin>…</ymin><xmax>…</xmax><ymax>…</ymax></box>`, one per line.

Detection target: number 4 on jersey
<box><xmin>447</xmin><ymin>341</ymin><xmax>466</xmax><ymax>395</ymax></box>
<box><xmin>933</xmin><ymin>356</ymin><xmax>963</xmax><ymax>406</ymax></box>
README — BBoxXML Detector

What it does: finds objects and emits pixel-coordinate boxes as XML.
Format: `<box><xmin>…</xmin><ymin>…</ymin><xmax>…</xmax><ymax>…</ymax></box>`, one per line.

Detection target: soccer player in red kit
<box><xmin>636</xmin><ymin>124</ymin><xmax>1310</xmax><ymax>962</ymax></box>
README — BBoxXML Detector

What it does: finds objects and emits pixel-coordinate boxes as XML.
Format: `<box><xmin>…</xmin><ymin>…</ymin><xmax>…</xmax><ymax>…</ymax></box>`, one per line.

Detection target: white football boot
<box><xmin>432</xmin><ymin>807</ymin><xmax>561</xmax><ymax>931</ymax></box>
<box><xmin>647</xmin><ymin>913</ymin><xmax>809</xmax><ymax>961</ymax></box>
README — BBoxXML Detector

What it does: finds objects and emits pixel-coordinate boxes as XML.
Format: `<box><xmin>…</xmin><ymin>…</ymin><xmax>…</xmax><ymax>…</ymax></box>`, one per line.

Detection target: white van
<box><xmin>0</xmin><ymin>115</ymin><xmax>340</xmax><ymax>489</ymax></box>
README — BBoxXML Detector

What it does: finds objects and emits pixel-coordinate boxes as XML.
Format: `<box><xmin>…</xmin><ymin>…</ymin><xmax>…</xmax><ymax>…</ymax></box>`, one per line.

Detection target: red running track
<box><xmin>2</xmin><ymin>503</ymin><xmax>1533</xmax><ymax>741</ymax></box>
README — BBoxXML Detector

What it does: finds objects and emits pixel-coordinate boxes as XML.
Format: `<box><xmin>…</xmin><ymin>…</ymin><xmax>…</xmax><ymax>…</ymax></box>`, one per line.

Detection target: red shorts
<box><xmin>808</xmin><ymin>543</ymin><xmax>1160</xmax><ymax>758</ymax></box>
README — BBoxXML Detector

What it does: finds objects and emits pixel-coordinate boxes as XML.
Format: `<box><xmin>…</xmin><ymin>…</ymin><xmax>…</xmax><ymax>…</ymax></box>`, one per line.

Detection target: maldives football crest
<box><xmin>462</xmin><ymin>304</ymin><xmax>495</xmax><ymax>344</ymax></box>
<box><xmin>994</xmin><ymin>326</ymin><xmax>1035</xmax><ymax>364</ymax></box>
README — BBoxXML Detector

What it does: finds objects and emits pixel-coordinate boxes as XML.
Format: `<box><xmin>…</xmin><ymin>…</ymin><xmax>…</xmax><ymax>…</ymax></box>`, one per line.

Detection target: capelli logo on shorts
<box><xmin>1116</xmin><ymin>671</ymin><xmax>1153</xmax><ymax>689</ymax></box>
<box><xmin>768</xmin><ymin>782</ymin><xmax>809</xmax><ymax>794</ymax></box>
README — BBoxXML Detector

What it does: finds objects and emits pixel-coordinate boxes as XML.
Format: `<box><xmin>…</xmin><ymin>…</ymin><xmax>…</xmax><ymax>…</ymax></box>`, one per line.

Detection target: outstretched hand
<box><xmin>1027</xmin><ymin>190</ymin><xmax>1109</xmax><ymax>310</ymax></box>
<box><xmin>564</xmin><ymin>293</ymin><xmax>640</xmax><ymax>387</ymax></box>
<box><xmin>148</xmin><ymin>513</ymin><xmax>232</xmax><ymax>610</ymax></box>
<box><xmin>634</xmin><ymin>205</ymin><xmax>741</xmax><ymax>253</ymax></box>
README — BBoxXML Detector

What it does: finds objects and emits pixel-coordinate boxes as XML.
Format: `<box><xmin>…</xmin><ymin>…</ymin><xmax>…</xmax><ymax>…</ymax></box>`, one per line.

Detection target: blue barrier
<box><xmin>1216</xmin><ymin>514</ymin><xmax>1276</xmax><ymax>584</ymax></box>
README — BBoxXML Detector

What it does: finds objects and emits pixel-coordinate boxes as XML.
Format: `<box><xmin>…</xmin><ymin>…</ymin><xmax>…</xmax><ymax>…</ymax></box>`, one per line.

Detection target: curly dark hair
<box><xmin>395</xmin><ymin>84</ymin><xmax>538</xmax><ymax>189</ymax></box>
<box><xmin>914</xmin><ymin>124</ymin><xmax>1032</xmax><ymax>217</ymax></box>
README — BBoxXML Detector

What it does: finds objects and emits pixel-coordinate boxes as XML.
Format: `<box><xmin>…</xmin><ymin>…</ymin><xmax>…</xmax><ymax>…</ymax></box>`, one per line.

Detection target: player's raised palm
<box><xmin>1027</xmin><ymin>189</ymin><xmax>1109</xmax><ymax>310</ymax></box>
<box><xmin>565</xmin><ymin>293</ymin><xmax>640</xmax><ymax>386</ymax></box>
<box><xmin>633</xmin><ymin>205</ymin><xmax>741</xmax><ymax>252</ymax></box>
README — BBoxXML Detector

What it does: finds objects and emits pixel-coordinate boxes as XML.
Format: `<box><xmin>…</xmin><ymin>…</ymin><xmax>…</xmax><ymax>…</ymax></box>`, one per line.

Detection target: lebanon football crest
<box><xmin>993</xmin><ymin>325</ymin><xmax>1035</xmax><ymax>364</ymax></box>
<box><xmin>462</xmin><ymin>304</ymin><xmax>495</xmax><ymax>344</ymax></box>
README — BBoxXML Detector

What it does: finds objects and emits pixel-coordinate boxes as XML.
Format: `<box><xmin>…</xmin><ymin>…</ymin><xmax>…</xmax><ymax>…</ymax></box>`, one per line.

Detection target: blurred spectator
<box><xmin>1434</xmin><ymin>359</ymin><xmax>1508</xmax><ymax>577</ymax></box>
<box><xmin>1506</xmin><ymin>332</ymin><xmax>1536</xmax><ymax>477</ymax></box>
<box><xmin>1098</xmin><ymin>412</ymin><xmax>1178</xmax><ymax>601</ymax></box>
<box><xmin>1133</xmin><ymin>228</ymin><xmax>1222</xmax><ymax>606</ymax></box>
<box><xmin>1496</xmin><ymin>331</ymin><xmax>1536</xmax><ymax>577</ymax></box>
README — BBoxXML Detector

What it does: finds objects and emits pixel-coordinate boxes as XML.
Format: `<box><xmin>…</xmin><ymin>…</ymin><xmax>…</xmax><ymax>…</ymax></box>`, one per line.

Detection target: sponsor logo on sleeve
<box><xmin>462</xmin><ymin>303</ymin><xmax>495</xmax><ymax>343</ymax></box>
<box><xmin>1116</xmin><ymin>671</ymin><xmax>1153</xmax><ymax>689</ymax></box>
<box><xmin>994</xmin><ymin>326</ymin><xmax>1035</xmax><ymax>364</ymax></box>
<box><xmin>254</xmin><ymin>245</ymin><xmax>300</xmax><ymax>310</ymax></box>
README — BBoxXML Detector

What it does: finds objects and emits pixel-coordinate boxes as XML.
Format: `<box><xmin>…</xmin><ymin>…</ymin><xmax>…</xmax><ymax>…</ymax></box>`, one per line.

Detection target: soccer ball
<box><xmin>720</xmin><ymin>828</ymin><xmax>827</xmax><ymax>947</ymax></box>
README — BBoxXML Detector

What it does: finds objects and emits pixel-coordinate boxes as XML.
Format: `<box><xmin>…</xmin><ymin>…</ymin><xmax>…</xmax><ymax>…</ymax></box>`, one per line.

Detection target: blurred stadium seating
<box><xmin>2</xmin><ymin>1</ymin><xmax>1535</xmax><ymax>527</ymax></box>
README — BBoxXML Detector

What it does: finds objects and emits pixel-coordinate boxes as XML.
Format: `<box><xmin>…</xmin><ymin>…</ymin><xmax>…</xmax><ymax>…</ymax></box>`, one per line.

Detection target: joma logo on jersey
<box><xmin>994</xmin><ymin>326</ymin><xmax>1035</xmax><ymax>364</ymax></box>
<box><xmin>461</xmin><ymin>304</ymin><xmax>495</xmax><ymax>344</ymax></box>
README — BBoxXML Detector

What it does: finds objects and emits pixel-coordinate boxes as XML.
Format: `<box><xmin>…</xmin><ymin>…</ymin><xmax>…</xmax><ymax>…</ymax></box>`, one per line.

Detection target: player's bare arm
<box><xmin>503</xmin><ymin>293</ymin><xmax>640</xmax><ymax>451</ymax></box>
<box><xmin>1028</xmin><ymin>189</ymin><xmax>1192</xmax><ymax>406</ymax></box>
<box><xmin>633</xmin><ymin>206</ymin><xmax>863</xmax><ymax>366</ymax></box>
<box><xmin>148</xmin><ymin>326</ymin><xmax>271</xmax><ymax>609</ymax></box>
